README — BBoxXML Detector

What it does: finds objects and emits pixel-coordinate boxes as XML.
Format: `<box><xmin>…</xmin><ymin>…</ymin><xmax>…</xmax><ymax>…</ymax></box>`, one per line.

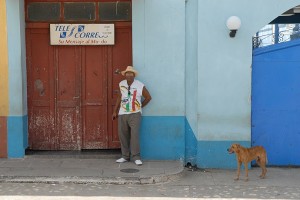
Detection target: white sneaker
<box><xmin>135</xmin><ymin>160</ymin><xmax>143</xmax><ymax>165</ymax></box>
<box><xmin>116</xmin><ymin>158</ymin><xmax>128</xmax><ymax>163</ymax></box>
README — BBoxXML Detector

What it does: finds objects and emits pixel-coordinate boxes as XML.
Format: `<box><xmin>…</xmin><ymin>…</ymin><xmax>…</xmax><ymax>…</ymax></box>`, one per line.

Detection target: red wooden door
<box><xmin>26</xmin><ymin>23</ymin><xmax>132</xmax><ymax>150</ymax></box>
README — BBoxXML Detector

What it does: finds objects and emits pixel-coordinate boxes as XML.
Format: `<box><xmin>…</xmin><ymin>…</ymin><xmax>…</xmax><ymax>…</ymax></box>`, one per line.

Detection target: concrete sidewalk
<box><xmin>0</xmin><ymin>156</ymin><xmax>184</xmax><ymax>184</ymax></box>
<box><xmin>1</xmin><ymin>153</ymin><xmax>300</xmax><ymax>189</ymax></box>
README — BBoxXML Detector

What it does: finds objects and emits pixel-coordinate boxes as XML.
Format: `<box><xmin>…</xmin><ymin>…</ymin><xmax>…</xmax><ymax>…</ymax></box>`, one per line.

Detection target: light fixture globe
<box><xmin>226</xmin><ymin>16</ymin><xmax>241</xmax><ymax>37</ymax></box>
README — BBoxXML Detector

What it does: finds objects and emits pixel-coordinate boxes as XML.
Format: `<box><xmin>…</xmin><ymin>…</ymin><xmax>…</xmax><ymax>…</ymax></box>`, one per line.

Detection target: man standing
<box><xmin>112</xmin><ymin>66</ymin><xmax>152</xmax><ymax>165</ymax></box>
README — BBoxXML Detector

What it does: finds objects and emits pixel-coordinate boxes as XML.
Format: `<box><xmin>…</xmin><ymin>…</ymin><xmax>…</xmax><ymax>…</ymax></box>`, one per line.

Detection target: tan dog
<box><xmin>227</xmin><ymin>144</ymin><xmax>267</xmax><ymax>181</ymax></box>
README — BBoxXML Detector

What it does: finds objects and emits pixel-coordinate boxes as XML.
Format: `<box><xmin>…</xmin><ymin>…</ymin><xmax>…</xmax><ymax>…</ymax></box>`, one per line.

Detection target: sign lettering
<box><xmin>50</xmin><ymin>24</ymin><xmax>114</xmax><ymax>45</ymax></box>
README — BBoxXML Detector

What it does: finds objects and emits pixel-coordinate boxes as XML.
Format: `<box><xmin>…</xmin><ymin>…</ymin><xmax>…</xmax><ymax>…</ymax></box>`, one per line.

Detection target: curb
<box><xmin>0</xmin><ymin>168</ymin><xmax>184</xmax><ymax>185</ymax></box>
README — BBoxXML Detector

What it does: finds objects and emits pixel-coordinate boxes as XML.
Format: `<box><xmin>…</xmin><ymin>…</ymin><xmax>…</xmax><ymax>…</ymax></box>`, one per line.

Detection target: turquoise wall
<box><xmin>195</xmin><ymin>0</ymin><xmax>300</xmax><ymax>168</ymax></box>
<box><xmin>141</xmin><ymin>116</ymin><xmax>185</xmax><ymax>160</ymax></box>
<box><xmin>185</xmin><ymin>0</ymin><xmax>198</xmax><ymax>165</ymax></box>
<box><xmin>133</xmin><ymin>0</ymin><xmax>300</xmax><ymax>168</ymax></box>
<box><xmin>185</xmin><ymin>119</ymin><xmax>197</xmax><ymax>165</ymax></box>
<box><xmin>197</xmin><ymin>141</ymin><xmax>250</xmax><ymax>169</ymax></box>
<box><xmin>7</xmin><ymin>116</ymin><xmax>28</xmax><ymax>158</ymax></box>
<box><xmin>6</xmin><ymin>0</ymin><xmax>28</xmax><ymax>157</ymax></box>
<box><xmin>132</xmin><ymin>0</ymin><xmax>186</xmax><ymax>161</ymax></box>
<box><xmin>132</xmin><ymin>0</ymin><xmax>185</xmax><ymax>116</ymax></box>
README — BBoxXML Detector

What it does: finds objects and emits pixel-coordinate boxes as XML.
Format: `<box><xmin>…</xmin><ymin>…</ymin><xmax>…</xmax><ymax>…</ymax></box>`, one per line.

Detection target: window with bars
<box><xmin>64</xmin><ymin>3</ymin><xmax>96</xmax><ymax>21</ymax></box>
<box><xmin>27</xmin><ymin>1</ymin><xmax>131</xmax><ymax>22</ymax></box>
<box><xmin>99</xmin><ymin>2</ymin><xmax>131</xmax><ymax>21</ymax></box>
<box><xmin>28</xmin><ymin>2</ymin><xmax>60</xmax><ymax>21</ymax></box>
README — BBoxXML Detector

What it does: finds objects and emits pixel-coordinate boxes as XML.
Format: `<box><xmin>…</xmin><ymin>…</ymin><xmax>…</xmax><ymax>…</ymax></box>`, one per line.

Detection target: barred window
<box><xmin>64</xmin><ymin>3</ymin><xmax>96</xmax><ymax>21</ymax></box>
<box><xmin>99</xmin><ymin>2</ymin><xmax>131</xmax><ymax>21</ymax></box>
<box><xmin>28</xmin><ymin>3</ymin><xmax>60</xmax><ymax>21</ymax></box>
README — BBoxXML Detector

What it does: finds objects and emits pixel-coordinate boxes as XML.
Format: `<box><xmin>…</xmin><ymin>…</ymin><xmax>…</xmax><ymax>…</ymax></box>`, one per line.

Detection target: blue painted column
<box><xmin>6</xmin><ymin>0</ymin><xmax>28</xmax><ymax>158</ymax></box>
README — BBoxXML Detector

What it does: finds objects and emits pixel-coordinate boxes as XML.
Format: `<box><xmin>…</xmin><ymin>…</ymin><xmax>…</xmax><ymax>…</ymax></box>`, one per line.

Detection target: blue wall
<box><xmin>185</xmin><ymin>0</ymin><xmax>198</xmax><ymax>166</ymax></box>
<box><xmin>6</xmin><ymin>0</ymin><xmax>28</xmax><ymax>158</ymax></box>
<box><xmin>7</xmin><ymin>116</ymin><xmax>28</xmax><ymax>158</ymax></box>
<box><xmin>133</xmin><ymin>0</ymin><xmax>300</xmax><ymax>168</ymax></box>
<box><xmin>194</xmin><ymin>0</ymin><xmax>300</xmax><ymax>168</ymax></box>
<box><xmin>197</xmin><ymin>141</ymin><xmax>250</xmax><ymax>169</ymax></box>
<box><xmin>252</xmin><ymin>40</ymin><xmax>300</xmax><ymax>166</ymax></box>
<box><xmin>185</xmin><ymin>119</ymin><xmax>197</xmax><ymax>165</ymax></box>
<box><xmin>140</xmin><ymin>116</ymin><xmax>185</xmax><ymax>160</ymax></box>
<box><xmin>132</xmin><ymin>0</ymin><xmax>187</xmax><ymax>162</ymax></box>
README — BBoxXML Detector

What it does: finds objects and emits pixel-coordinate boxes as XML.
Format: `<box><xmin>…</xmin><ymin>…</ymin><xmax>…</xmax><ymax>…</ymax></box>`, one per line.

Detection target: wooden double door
<box><xmin>26</xmin><ymin>23</ymin><xmax>131</xmax><ymax>150</ymax></box>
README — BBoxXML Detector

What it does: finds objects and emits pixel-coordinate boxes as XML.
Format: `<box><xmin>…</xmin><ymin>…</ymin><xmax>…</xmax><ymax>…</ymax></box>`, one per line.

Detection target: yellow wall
<box><xmin>0</xmin><ymin>0</ymin><xmax>9</xmax><ymax>116</ymax></box>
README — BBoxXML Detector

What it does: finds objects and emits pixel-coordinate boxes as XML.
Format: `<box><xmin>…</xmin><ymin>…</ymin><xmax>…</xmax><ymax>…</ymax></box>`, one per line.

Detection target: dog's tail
<box><xmin>257</xmin><ymin>155</ymin><xmax>268</xmax><ymax>164</ymax></box>
<box><xmin>264</xmin><ymin>149</ymin><xmax>268</xmax><ymax>164</ymax></box>
<box><xmin>259</xmin><ymin>155</ymin><xmax>268</xmax><ymax>164</ymax></box>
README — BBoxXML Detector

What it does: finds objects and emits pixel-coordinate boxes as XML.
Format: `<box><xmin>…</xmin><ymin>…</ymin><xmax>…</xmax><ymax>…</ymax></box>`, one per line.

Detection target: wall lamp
<box><xmin>226</xmin><ymin>16</ymin><xmax>241</xmax><ymax>38</ymax></box>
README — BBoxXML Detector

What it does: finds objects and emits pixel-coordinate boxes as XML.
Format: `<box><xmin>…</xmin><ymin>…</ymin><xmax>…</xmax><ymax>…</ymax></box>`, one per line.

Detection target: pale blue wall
<box><xmin>20</xmin><ymin>0</ymin><xmax>27</xmax><ymax>116</ymax></box>
<box><xmin>7</xmin><ymin>0</ymin><xmax>26</xmax><ymax>116</ymax></box>
<box><xmin>132</xmin><ymin>0</ymin><xmax>185</xmax><ymax>116</ymax></box>
<box><xmin>197</xmin><ymin>0</ymin><xmax>300</xmax><ymax>143</ymax></box>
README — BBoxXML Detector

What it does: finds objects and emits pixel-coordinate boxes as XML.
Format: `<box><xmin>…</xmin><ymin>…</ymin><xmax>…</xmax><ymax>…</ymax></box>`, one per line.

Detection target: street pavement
<box><xmin>0</xmin><ymin>154</ymin><xmax>300</xmax><ymax>199</ymax></box>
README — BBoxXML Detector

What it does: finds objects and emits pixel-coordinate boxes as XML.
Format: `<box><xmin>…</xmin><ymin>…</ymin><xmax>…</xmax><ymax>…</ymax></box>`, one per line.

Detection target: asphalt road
<box><xmin>1</xmin><ymin>168</ymin><xmax>300</xmax><ymax>199</ymax></box>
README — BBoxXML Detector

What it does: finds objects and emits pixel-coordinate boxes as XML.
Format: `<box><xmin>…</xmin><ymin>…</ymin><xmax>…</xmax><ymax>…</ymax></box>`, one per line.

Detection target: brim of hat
<box><xmin>121</xmin><ymin>70</ymin><xmax>138</xmax><ymax>76</ymax></box>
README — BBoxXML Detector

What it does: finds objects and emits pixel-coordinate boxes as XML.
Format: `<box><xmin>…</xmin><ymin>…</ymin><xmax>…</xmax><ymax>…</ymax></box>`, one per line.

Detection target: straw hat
<box><xmin>121</xmin><ymin>66</ymin><xmax>138</xmax><ymax>76</ymax></box>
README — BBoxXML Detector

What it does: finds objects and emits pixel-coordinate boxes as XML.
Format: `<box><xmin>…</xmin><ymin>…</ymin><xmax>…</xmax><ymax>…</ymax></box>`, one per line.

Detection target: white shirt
<box><xmin>118</xmin><ymin>79</ymin><xmax>144</xmax><ymax>115</ymax></box>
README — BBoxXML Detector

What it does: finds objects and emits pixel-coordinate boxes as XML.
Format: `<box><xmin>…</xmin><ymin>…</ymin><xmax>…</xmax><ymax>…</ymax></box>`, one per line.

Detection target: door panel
<box><xmin>27</xmin><ymin>28</ymin><xmax>55</xmax><ymax>150</ymax></box>
<box><xmin>56</xmin><ymin>46</ymin><xmax>81</xmax><ymax>150</ymax></box>
<box><xmin>81</xmin><ymin>46</ymin><xmax>108</xmax><ymax>149</ymax></box>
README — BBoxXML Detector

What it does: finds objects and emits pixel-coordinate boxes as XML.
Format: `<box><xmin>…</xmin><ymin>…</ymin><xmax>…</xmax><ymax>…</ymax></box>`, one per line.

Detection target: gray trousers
<box><xmin>118</xmin><ymin>112</ymin><xmax>141</xmax><ymax>161</ymax></box>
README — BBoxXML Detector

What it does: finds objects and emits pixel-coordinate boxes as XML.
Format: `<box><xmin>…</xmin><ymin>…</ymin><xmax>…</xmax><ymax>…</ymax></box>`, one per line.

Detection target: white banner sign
<box><xmin>50</xmin><ymin>24</ymin><xmax>114</xmax><ymax>45</ymax></box>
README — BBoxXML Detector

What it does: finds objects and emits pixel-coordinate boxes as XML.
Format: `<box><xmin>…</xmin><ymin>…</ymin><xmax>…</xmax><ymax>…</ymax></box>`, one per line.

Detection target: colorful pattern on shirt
<box><xmin>119</xmin><ymin>80</ymin><xmax>144</xmax><ymax>115</ymax></box>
